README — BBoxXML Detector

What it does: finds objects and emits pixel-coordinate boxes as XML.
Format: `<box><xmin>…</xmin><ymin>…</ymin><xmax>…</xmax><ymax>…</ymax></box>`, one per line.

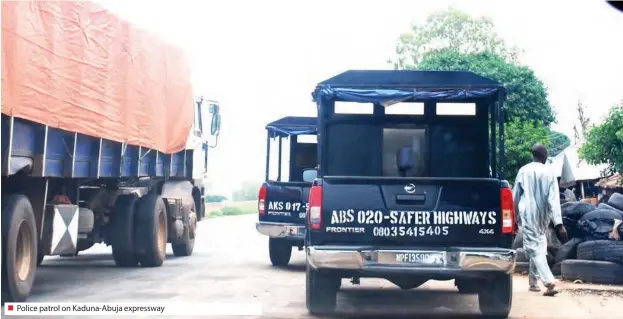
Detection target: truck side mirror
<box><xmin>303</xmin><ymin>169</ymin><xmax>318</xmax><ymax>183</ymax></box>
<box><xmin>202</xmin><ymin>102</ymin><xmax>220</xmax><ymax>137</ymax></box>
<box><xmin>210</xmin><ymin>113</ymin><xmax>221</xmax><ymax>136</ymax></box>
<box><xmin>396</xmin><ymin>146</ymin><xmax>414</xmax><ymax>177</ymax></box>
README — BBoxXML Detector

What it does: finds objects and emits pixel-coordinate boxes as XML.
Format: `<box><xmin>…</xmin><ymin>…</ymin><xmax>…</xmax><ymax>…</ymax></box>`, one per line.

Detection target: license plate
<box><xmin>394</xmin><ymin>252</ymin><xmax>445</xmax><ymax>266</ymax></box>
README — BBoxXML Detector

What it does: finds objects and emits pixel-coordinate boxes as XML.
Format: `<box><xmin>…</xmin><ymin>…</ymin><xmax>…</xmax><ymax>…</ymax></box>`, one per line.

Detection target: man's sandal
<box><xmin>543</xmin><ymin>283</ymin><xmax>559</xmax><ymax>296</ymax></box>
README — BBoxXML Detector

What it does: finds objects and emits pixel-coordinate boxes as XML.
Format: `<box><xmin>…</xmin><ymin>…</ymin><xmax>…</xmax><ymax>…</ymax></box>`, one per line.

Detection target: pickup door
<box><xmin>259</xmin><ymin>181</ymin><xmax>311</xmax><ymax>224</ymax></box>
<box><xmin>313</xmin><ymin>176</ymin><xmax>512</xmax><ymax>247</ymax></box>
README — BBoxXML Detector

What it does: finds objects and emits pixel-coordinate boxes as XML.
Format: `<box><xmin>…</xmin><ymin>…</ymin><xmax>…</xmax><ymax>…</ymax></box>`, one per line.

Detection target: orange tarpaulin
<box><xmin>1</xmin><ymin>0</ymin><xmax>193</xmax><ymax>154</ymax></box>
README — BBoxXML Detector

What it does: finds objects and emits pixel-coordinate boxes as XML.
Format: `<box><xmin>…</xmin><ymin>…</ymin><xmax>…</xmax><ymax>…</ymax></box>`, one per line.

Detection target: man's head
<box><xmin>532</xmin><ymin>143</ymin><xmax>549</xmax><ymax>164</ymax></box>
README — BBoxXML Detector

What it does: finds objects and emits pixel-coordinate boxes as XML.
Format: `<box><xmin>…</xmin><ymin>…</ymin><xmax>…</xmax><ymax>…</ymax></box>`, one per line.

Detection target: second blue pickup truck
<box><xmin>256</xmin><ymin>116</ymin><xmax>318</xmax><ymax>267</ymax></box>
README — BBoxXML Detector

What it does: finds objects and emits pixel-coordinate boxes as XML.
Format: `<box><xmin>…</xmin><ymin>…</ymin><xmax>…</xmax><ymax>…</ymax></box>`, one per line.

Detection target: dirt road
<box><xmin>25</xmin><ymin>214</ymin><xmax>623</xmax><ymax>318</ymax></box>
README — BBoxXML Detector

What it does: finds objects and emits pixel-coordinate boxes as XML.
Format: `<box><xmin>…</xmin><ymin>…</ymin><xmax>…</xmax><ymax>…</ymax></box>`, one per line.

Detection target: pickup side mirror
<box><xmin>396</xmin><ymin>146</ymin><xmax>414</xmax><ymax>177</ymax></box>
<box><xmin>303</xmin><ymin>169</ymin><xmax>318</xmax><ymax>183</ymax></box>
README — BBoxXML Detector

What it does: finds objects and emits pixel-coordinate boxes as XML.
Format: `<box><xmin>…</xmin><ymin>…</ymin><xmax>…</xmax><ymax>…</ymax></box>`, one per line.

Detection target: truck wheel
<box><xmin>111</xmin><ymin>194</ymin><xmax>139</xmax><ymax>267</ymax></box>
<box><xmin>135</xmin><ymin>194</ymin><xmax>168</xmax><ymax>267</ymax></box>
<box><xmin>455</xmin><ymin>279</ymin><xmax>480</xmax><ymax>294</ymax></box>
<box><xmin>1</xmin><ymin>194</ymin><xmax>38</xmax><ymax>303</ymax></box>
<box><xmin>306</xmin><ymin>263</ymin><xmax>337</xmax><ymax>315</ymax></box>
<box><xmin>172</xmin><ymin>202</ymin><xmax>196</xmax><ymax>257</ymax></box>
<box><xmin>478</xmin><ymin>274</ymin><xmax>512</xmax><ymax>318</ymax></box>
<box><xmin>269</xmin><ymin>238</ymin><xmax>292</xmax><ymax>267</ymax></box>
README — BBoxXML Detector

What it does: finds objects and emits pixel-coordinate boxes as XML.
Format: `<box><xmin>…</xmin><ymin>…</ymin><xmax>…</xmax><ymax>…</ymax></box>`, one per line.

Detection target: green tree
<box><xmin>579</xmin><ymin>102</ymin><xmax>623</xmax><ymax>176</ymax></box>
<box><xmin>505</xmin><ymin>120</ymin><xmax>552</xmax><ymax>183</ymax></box>
<box><xmin>391</xmin><ymin>6</ymin><xmax>519</xmax><ymax>69</ymax></box>
<box><xmin>390</xmin><ymin>7</ymin><xmax>560</xmax><ymax>181</ymax></box>
<box><xmin>417</xmin><ymin>49</ymin><xmax>555</xmax><ymax>125</ymax></box>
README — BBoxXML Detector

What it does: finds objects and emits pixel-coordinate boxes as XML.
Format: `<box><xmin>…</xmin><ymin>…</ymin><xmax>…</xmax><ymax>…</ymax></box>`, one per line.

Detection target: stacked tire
<box><xmin>559</xmin><ymin>193</ymin><xmax>623</xmax><ymax>285</ymax></box>
<box><xmin>513</xmin><ymin>192</ymin><xmax>623</xmax><ymax>284</ymax></box>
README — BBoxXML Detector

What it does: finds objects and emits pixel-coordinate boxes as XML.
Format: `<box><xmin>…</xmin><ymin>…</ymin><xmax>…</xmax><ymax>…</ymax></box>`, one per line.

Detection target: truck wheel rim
<box><xmin>16</xmin><ymin>220</ymin><xmax>34</xmax><ymax>281</ymax></box>
<box><xmin>157</xmin><ymin>211</ymin><xmax>166</xmax><ymax>253</ymax></box>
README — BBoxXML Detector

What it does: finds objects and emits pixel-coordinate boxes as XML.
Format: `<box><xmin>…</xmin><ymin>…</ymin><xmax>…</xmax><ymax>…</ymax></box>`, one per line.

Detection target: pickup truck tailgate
<box><xmin>259</xmin><ymin>181</ymin><xmax>310</xmax><ymax>224</ymax></box>
<box><xmin>315</xmin><ymin>177</ymin><xmax>508</xmax><ymax>247</ymax></box>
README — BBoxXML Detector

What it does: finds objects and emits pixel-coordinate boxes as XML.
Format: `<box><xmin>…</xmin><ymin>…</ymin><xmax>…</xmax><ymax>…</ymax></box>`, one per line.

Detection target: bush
<box><xmin>207</xmin><ymin>202</ymin><xmax>256</xmax><ymax>218</ymax></box>
<box><xmin>221</xmin><ymin>206</ymin><xmax>246</xmax><ymax>216</ymax></box>
<box><xmin>206</xmin><ymin>195</ymin><xmax>228</xmax><ymax>203</ymax></box>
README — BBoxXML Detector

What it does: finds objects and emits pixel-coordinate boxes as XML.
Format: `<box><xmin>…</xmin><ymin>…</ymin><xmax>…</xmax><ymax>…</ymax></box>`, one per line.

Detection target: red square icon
<box><xmin>8</xmin><ymin>305</ymin><xmax>14</xmax><ymax>311</ymax></box>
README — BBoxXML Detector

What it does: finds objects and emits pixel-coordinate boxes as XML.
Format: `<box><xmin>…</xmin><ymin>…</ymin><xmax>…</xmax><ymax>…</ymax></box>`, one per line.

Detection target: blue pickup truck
<box><xmin>256</xmin><ymin>116</ymin><xmax>318</xmax><ymax>267</ymax></box>
<box><xmin>304</xmin><ymin>70</ymin><xmax>516</xmax><ymax>317</ymax></box>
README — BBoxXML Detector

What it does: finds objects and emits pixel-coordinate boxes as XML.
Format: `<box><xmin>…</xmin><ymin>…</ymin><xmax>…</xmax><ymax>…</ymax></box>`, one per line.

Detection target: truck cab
<box><xmin>304</xmin><ymin>70</ymin><xmax>516</xmax><ymax>317</ymax></box>
<box><xmin>187</xmin><ymin>97</ymin><xmax>222</xmax><ymax>220</ymax></box>
<box><xmin>256</xmin><ymin>116</ymin><xmax>318</xmax><ymax>267</ymax></box>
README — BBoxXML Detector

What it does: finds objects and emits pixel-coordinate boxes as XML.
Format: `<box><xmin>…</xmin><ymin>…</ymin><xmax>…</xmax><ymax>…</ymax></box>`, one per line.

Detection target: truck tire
<box><xmin>478</xmin><ymin>274</ymin><xmax>512</xmax><ymax>318</ymax></box>
<box><xmin>172</xmin><ymin>202</ymin><xmax>196</xmax><ymax>257</ymax></box>
<box><xmin>111</xmin><ymin>194</ymin><xmax>139</xmax><ymax>267</ymax></box>
<box><xmin>306</xmin><ymin>263</ymin><xmax>337</xmax><ymax>315</ymax></box>
<box><xmin>608</xmin><ymin>193</ymin><xmax>623</xmax><ymax>211</ymax></box>
<box><xmin>1</xmin><ymin>194</ymin><xmax>38</xmax><ymax>303</ymax></box>
<box><xmin>455</xmin><ymin>279</ymin><xmax>480</xmax><ymax>294</ymax></box>
<box><xmin>555</xmin><ymin>237</ymin><xmax>583</xmax><ymax>263</ymax></box>
<box><xmin>551</xmin><ymin>262</ymin><xmax>562</xmax><ymax>276</ymax></box>
<box><xmin>135</xmin><ymin>194</ymin><xmax>168</xmax><ymax>266</ymax></box>
<box><xmin>514</xmin><ymin>262</ymin><xmax>529</xmax><ymax>273</ymax></box>
<box><xmin>268</xmin><ymin>238</ymin><xmax>292</xmax><ymax>267</ymax></box>
<box><xmin>515</xmin><ymin>248</ymin><xmax>527</xmax><ymax>262</ymax></box>
<box><xmin>576</xmin><ymin>240</ymin><xmax>623</xmax><ymax>264</ymax></box>
<box><xmin>561</xmin><ymin>260</ymin><xmax>623</xmax><ymax>284</ymax></box>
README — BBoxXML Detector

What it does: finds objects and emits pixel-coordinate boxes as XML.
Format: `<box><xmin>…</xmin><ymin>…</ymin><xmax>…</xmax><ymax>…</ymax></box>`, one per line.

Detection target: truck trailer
<box><xmin>1</xmin><ymin>1</ymin><xmax>222</xmax><ymax>302</ymax></box>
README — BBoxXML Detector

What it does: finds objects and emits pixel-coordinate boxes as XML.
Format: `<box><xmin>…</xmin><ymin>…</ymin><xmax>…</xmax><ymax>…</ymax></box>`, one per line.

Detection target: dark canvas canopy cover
<box><xmin>312</xmin><ymin>70</ymin><xmax>505</xmax><ymax>104</ymax></box>
<box><xmin>266</xmin><ymin>116</ymin><xmax>317</xmax><ymax>138</ymax></box>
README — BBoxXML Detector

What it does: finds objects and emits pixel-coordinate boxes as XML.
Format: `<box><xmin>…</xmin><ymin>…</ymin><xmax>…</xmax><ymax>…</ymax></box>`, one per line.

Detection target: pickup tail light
<box><xmin>308</xmin><ymin>185</ymin><xmax>323</xmax><ymax>230</ymax></box>
<box><xmin>500</xmin><ymin>187</ymin><xmax>515</xmax><ymax>234</ymax></box>
<box><xmin>258</xmin><ymin>185</ymin><xmax>267</xmax><ymax>215</ymax></box>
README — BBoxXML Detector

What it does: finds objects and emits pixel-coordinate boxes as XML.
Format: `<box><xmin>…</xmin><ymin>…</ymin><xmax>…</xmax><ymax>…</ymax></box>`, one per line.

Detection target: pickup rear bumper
<box><xmin>256</xmin><ymin>222</ymin><xmax>305</xmax><ymax>240</ymax></box>
<box><xmin>306</xmin><ymin>246</ymin><xmax>515</xmax><ymax>274</ymax></box>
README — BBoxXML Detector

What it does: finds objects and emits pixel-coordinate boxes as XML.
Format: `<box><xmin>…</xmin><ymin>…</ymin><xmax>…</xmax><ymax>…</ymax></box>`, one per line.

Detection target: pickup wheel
<box><xmin>455</xmin><ymin>279</ymin><xmax>480</xmax><ymax>294</ymax></box>
<box><xmin>269</xmin><ymin>238</ymin><xmax>292</xmax><ymax>267</ymax></box>
<box><xmin>306</xmin><ymin>264</ymin><xmax>337</xmax><ymax>315</ymax></box>
<box><xmin>111</xmin><ymin>194</ymin><xmax>139</xmax><ymax>267</ymax></box>
<box><xmin>478</xmin><ymin>274</ymin><xmax>512</xmax><ymax>318</ymax></box>
<box><xmin>135</xmin><ymin>194</ymin><xmax>168</xmax><ymax>266</ymax></box>
<box><xmin>172</xmin><ymin>202</ymin><xmax>197</xmax><ymax>257</ymax></box>
<box><xmin>1</xmin><ymin>194</ymin><xmax>38</xmax><ymax>303</ymax></box>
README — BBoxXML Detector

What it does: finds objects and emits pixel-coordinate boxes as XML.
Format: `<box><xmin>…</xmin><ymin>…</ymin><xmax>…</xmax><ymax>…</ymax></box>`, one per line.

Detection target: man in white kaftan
<box><xmin>512</xmin><ymin>144</ymin><xmax>568</xmax><ymax>296</ymax></box>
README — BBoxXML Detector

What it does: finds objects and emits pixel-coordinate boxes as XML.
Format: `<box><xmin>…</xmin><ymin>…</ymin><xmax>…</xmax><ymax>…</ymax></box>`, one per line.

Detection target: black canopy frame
<box><xmin>311</xmin><ymin>70</ymin><xmax>507</xmax><ymax>180</ymax></box>
<box><xmin>264</xmin><ymin>116</ymin><xmax>318</xmax><ymax>182</ymax></box>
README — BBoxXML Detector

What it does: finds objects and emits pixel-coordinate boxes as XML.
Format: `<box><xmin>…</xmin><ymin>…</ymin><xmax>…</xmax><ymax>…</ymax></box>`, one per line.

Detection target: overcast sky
<box><xmin>97</xmin><ymin>0</ymin><xmax>623</xmax><ymax>196</ymax></box>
